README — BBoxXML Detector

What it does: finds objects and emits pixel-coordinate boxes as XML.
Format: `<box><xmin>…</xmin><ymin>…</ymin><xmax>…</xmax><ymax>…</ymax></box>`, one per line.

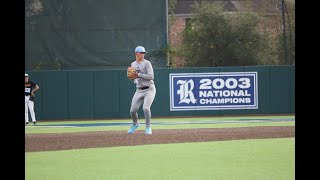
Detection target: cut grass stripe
<box><xmin>25</xmin><ymin>121</ymin><xmax>294</xmax><ymax>134</ymax></box>
<box><xmin>26</xmin><ymin>138</ymin><xmax>294</xmax><ymax>180</ymax></box>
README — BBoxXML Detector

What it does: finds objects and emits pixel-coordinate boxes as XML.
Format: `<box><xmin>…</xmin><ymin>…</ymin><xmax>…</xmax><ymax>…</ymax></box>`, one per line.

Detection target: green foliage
<box><xmin>168</xmin><ymin>0</ymin><xmax>177</xmax><ymax>15</ymax></box>
<box><xmin>33</xmin><ymin>61</ymin><xmax>43</xmax><ymax>71</ymax></box>
<box><xmin>179</xmin><ymin>2</ymin><xmax>279</xmax><ymax>67</ymax></box>
<box><xmin>168</xmin><ymin>0</ymin><xmax>178</xmax><ymax>33</ymax></box>
<box><xmin>148</xmin><ymin>47</ymin><xmax>168</xmax><ymax>67</ymax></box>
<box><xmin>33</xmin><ymin>59</ymin><xmax>62</xmax><ymax>71</ymax></box>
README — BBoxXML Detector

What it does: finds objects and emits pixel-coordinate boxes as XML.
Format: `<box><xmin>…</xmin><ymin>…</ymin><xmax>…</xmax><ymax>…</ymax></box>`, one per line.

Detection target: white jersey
<box><xmin>131</xmin><ymin>59</ymin><xmax>154</xmax><ymax>88</ymax></box>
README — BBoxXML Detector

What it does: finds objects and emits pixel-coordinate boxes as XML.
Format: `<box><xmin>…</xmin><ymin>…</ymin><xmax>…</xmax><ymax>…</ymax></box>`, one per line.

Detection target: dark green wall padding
<box><xmin>27</xmin><ymin>65</ymin><xmax>295</xmax><ymax>120</ymax></box>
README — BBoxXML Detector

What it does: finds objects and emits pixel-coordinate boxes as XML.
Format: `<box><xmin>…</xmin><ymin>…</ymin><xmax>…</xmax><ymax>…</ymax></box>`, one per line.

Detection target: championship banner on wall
<box><xmin>169</xmin><ymin>72</ymin><xmax>258</xmax><ymax>111</ymax></box>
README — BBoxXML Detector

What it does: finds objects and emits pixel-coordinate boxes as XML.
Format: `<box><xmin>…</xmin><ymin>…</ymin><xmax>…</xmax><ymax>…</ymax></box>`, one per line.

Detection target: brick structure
<box><xmin>168</xmin><ymin>16</ymin><xmax>188</xmax><ymax>67</ymax></box>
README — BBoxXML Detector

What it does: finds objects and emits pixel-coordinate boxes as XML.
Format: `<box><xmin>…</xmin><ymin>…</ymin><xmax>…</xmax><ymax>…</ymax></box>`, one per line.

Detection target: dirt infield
<box><xmin>25</xmin><ymin>126</ymin><xmax>294</xmax><ymax>152</ymax></box>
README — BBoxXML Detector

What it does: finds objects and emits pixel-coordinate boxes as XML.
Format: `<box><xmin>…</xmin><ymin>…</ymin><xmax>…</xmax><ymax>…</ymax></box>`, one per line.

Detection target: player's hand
<box><xmin>127</xmin><ymin>66</ymin><xmax>138</xmax><ymax>80</ymax></box>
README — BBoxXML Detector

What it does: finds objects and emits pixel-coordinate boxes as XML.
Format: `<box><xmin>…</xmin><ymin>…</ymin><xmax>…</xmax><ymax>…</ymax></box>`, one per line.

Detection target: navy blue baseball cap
<box><xmin>135</xmin><ymin>46</ymin><xmax>148</xmax><ymax>53</ymax></box>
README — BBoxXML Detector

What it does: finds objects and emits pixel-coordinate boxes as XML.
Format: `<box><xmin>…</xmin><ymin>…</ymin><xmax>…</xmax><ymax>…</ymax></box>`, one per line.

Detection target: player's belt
<box><xmin>138</xmin><ymin>86</ymin><xmax>150</xmax><ymax>90</ymax></box>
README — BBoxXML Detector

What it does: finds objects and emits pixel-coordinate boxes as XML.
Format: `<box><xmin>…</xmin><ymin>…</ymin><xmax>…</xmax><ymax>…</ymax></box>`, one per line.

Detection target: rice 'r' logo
<box><xmin>177</xmin><ymin>79</ymin><xmax>196</xmax><ymax>104</ymax></box>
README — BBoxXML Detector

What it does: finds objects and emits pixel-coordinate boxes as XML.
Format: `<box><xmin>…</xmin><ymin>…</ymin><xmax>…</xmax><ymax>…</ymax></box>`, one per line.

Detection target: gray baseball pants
<box><xmin>130</xmin><ymin>84</ymin><xmax>156</xmax><ymax>128</ymax></box>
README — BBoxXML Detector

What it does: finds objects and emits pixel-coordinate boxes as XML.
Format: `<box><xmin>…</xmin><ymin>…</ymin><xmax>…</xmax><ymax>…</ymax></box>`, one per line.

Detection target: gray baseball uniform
<box><xmin>130</xmin><ymin>59</ymin><xmax>156</xmax><ymax>128</ymax></box>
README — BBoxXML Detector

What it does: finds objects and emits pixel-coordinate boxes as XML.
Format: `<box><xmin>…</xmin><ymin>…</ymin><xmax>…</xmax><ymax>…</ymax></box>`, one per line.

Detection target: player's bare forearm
<box><xmin>32</xmin><ymin>85</ymin><xmax>40</xmax><ymax>94</ymax></box>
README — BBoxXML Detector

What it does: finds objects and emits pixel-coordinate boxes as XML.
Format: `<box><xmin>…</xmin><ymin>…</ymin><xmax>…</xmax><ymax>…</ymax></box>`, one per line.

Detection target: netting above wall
<box><xmin>25</xmin><ymin>0</ymin><xmax>168</xmax><ymax>70</ymax></box>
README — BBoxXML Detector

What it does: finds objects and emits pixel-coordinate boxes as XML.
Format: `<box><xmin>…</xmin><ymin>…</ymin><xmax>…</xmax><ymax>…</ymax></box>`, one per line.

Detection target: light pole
<box><xmin>281</xmin><ymin>0</ymin><xmax>288</xmax><ymax>64</ymax></box>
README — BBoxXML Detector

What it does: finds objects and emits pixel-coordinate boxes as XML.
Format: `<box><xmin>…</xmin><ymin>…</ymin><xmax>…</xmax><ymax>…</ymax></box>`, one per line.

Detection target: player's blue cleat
<box><xmin>145</xmin><ymin>127</ymin><xmax>152</xmax><ymax>135</ymax></box>
<box><xmin>128</xmin><ymin>124</ymin><xmax>140</xmax><ymax>134</ymax></box>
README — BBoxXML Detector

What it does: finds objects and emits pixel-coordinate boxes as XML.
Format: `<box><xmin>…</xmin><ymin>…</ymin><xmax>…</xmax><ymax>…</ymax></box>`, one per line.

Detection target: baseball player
<box><xmin>25</xmin><ymin>73</ymin><xmax>39</xmax><ymax>125</ymax></box>
<box><xmin>127</xmin><ymin>46</ymin><xmax>156</xmax><ymax>135</ymax></box>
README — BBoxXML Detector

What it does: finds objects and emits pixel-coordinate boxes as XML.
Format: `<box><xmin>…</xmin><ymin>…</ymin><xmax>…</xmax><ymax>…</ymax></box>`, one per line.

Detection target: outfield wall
<box><xmin>26</xmin><ymin>65</ymin><xmax>295</xmax><ymax>120</ymax></box>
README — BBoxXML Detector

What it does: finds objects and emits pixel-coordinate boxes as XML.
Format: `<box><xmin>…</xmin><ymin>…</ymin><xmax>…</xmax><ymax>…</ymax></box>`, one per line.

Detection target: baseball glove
<box><xmin>127</xmin><ymin>66</ymin><xmax>138</xmax><ymax>80</ymax></box>
<box><xmin>29</xmin><ymin>94</ymin><xmax>35</xmax><ymax>101</ymax></box>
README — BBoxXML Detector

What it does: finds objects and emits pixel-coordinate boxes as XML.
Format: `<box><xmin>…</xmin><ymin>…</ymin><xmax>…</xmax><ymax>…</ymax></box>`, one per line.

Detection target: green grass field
<box><xmin>25</xmin><ymin>115</ymin><xmax>295</xmax><ymax>180</ymax></box>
